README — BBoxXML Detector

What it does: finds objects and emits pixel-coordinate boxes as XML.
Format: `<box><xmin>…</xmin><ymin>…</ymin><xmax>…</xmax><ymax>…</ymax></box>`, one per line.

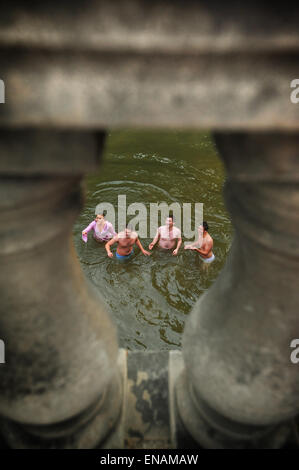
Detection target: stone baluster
<box><xmin>175</xmin><ymin>132</ymin><xmax>299</xmax><ymax>448</ymax></box>
<box><xmin>0</xmin><ymin>129</ymin><xmax>123</xmax><ymax>448</ymax></box>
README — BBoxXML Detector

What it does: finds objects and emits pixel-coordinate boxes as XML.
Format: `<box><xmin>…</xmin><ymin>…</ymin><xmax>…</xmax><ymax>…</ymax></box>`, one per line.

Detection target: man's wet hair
<box><xmin>203</xmin><ymin>221</ymin><xmax>209</xmax><ymax>231</ymax></box>
<box><xmin>168</xmin><ymin>214</ymin><xmax>174</xmax><ymax>221</ymax></box>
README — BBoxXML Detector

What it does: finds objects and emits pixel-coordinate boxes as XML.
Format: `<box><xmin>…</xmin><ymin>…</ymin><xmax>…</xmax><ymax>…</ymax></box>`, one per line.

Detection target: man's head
<box><xmin>165</xmin><ymin>214</ymin><xmax>174</xmax><ymax>227</ymax></box>
<box><xmin>124</xmin><ymin>223</ymin><xmax>132</xmax><ymax>237</ymax></box>
<box><xmin>198</xmin><ymin>221</ymin><xmax>209</xmax><ymax>234</ymax></box>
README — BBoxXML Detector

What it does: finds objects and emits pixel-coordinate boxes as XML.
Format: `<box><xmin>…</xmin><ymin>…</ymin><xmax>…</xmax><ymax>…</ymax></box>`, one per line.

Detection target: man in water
<box><xmin>105</xmin><ymin>225</ymin><xmax>151</xmax><ymax>260</ymax></box>
<box><xmin>149</xmin><ymin>215</ymin><xmax>182</xmax><ymax>256</ymax></box>
<box><xmin>184</xmin><ymin>221</ymin><xmax>215</xmax><ymax>263</ymax></box>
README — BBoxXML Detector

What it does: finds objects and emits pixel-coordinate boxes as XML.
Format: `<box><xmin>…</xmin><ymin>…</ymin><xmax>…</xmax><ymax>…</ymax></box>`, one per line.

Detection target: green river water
<box><xmin>73</xmin><ymin>130</ymin><xmax>232</xmax><ymax>351</ymax></box>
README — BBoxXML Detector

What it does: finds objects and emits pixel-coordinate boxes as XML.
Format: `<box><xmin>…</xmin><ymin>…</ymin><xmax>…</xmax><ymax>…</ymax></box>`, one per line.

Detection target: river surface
<box><xmin>73</xmin><ymin>130</ymin><xmax>232</xmax><ymax>350</ymax></box>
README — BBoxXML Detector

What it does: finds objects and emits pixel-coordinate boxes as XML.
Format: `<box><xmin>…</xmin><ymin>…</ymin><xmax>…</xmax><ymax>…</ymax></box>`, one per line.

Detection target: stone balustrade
<box><xmin>0</xmin><ymin>1</ymin><xmax>299</xmax><ymax>449</ymax></box>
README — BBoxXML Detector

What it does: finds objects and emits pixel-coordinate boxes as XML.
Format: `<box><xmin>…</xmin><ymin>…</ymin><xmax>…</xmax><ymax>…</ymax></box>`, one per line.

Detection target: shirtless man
<box><xmin>105</xmin><ymin>226</ymin><xmax>151</xmax><ymax>260</ymax></box>
<box><xmin>184</xmin><ymin>221</ymin><xmax>215</xmax><ymax>263</ymax></box>
<box><xmin>149</xmin><ymin>215</ymin><xmax>182</xmax><ymax>256</ymax></box>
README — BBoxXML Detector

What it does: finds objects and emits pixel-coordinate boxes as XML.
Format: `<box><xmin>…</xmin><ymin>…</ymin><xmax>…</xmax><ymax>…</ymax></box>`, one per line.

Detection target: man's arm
<box><xmin>184</xmin><ymin>240</ymin><xmax>199</xmax><ymax>249</ymax></box>
<box><xmin>136</xmin><ymin>237</ymin><xmax>151</xmax><ymax>256</ymax></box>
<box><xmin>105</xmin><ymin>236</ymin><xmax>118</xmax><ymax>258</ymax></box>
<box><xmin>195</xmin><ymin>239</ymin><xmax>213</xmax><ymax>257</ymax></box>
<box><xmin>173</xmin><ymin>237</ymin><xmax>182</xmax><ymax>256</ymax></box>
<box><xmin>149</xmin><ymin>229</ymin><xmax>160</xmax><ymax>250</ymax></box>
<box><xmin>184</xmin><ymin>234</ymin><xmax>202</xmax><ymax>250</ymax></box>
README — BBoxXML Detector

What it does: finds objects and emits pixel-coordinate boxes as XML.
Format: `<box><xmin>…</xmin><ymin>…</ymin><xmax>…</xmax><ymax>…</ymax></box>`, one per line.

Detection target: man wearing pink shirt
<box><xmin>149</xmin><ymin>215</ymin><xmax>182</xmax><ymax>256</ymax></box>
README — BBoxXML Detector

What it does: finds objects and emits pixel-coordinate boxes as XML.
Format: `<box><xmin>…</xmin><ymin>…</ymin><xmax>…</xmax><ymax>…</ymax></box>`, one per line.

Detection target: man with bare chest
<box><xmin>105</xmin><ymin>226</ymin><xmax>151</xmax><ymax>260</ymax></box>
<box><xmin>149</xmin><ymin>215</ymin><xmax>182</xmax><ymax>256</ymax></box>
<box><xmin>184</xmin><ymin>221</ymin><xmax>215</xmax><ymax>263</ymax></box>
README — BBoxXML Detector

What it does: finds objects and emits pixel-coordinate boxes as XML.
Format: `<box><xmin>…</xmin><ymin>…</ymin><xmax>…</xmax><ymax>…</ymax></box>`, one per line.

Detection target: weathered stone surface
<box><xmin>0</xmin><ymin>129</ymin><xmax>105</xmax><ymax>174</ymax></box>
<box><xmin>125</xmin><ymin>350</ymin><xmax>171</xmax><ymax>449</ymax></box>
<box><xmin>0</xmin><ymin>2</ymin><xmax>298</xmax><ymax>129</ymax></box>
<box><xmin>0</xmin><ymin>1</ymin><xmax>299</xmax><ymax>53</ymax></box>
<box><xmin>0</xmin><ymin>50</ymin><xmax>298</xmax><ymax>130</ymax></box>
<box><xmin>177</xmin><ymin>132</ymin><xmax>299</xmax><ymax>448</ymax></box>
<box><xmin>0</xmin><ymin>132</ymin><xmax>122</xmax><ymax>448</ymax></box>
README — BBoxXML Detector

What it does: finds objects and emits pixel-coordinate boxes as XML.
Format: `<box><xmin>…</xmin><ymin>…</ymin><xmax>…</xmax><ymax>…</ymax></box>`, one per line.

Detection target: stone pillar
<box><xmin>176</xmin><ymin>132</ymin><xmax>299</xmax><ymax>448</ymax></box>
<box><xmin>0</xmin><ymin>129</ymin><xmax>123</xmax><ymax>448</ymax></box>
